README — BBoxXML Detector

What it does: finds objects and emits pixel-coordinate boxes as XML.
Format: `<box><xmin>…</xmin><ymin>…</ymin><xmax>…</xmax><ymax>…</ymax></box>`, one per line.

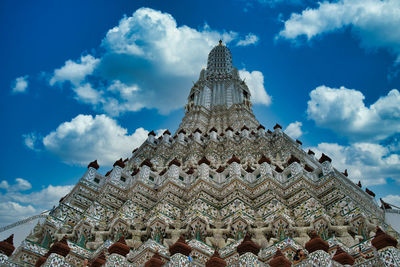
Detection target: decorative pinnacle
<box><xmin>219</xmin><ymin>40</ymin><xmax>223</xmax><ymax>46</ymax></box>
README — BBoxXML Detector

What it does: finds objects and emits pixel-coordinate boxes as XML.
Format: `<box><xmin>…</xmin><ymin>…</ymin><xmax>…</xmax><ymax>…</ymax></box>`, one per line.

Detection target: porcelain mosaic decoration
<box><xmin>2</xmin><ymin>41</ymin><xmax>399</xmax><ymax>267</ymax></box>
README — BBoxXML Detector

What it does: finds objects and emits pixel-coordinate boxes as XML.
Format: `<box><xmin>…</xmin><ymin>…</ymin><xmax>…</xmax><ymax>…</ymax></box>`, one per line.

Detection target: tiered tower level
<box><xmin>5</xmin><ymin>42</ymin><xmax>400</xmax><ymax>266</ymax></box>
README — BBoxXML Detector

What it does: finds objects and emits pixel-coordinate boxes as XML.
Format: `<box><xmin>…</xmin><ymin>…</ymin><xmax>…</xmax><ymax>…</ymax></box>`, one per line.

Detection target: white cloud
<box><xmin>11</xmin><ymin>75</ymin><xmax>29</xmax><ymax>93</ymax></box>
<box><xmin>284</xmin><ymin>121</ymin><xmax>303</xmax><ymax>139</ymax></box>
<box><xmin>239</xmin><ymin>69</ymin><xmax>271</xmax><ymax>105</ymax></box>
<box><xmin>8</xmin><ymin>184</ymin><xmax>73</xmax><ymax>208</ymax></box>
<box><xmin>73</xmin><ymin>83</ymin><xmax>103</xmax><ymax>105</ymax></box>
<box><xmin>0</xmin><ymin>178</ymin><xmax>32</xmax><ymax>192</ymax></box>
<box><xmin>310</xmin><ymin>142</ymin><xmax>400</xmax><ymax>186</ymax></box>
<box><xmin>96</xmin><ymin>7</ymin><xmax>242</xmax><ymax>114</ymax></box>
<box><xmin>42</xmin><ymin>114</ymin><xmax>150</xmax><ymax>166</ymax></box>
<box><xmin>0</xmin><ymin>181</ymin><xmax>9</xmax><ymax>190</ymax></box>
<box><xmin>13</xmin><ymin>178</ymin><xmax>32</xmax><ymax>191</ymax></box>
<box><xmin>236</xmin><ymin>33</ymin><xmax>259</xmax><ymax>46</ymax></box>
<box><xmin>101</xmin><ymin>8</ymin><xmax>238</xmax><ymax>77</ymax></box>
<box><xmin>0</xmin><ymin>202</ymin><xmax>36</xmax><ymax>226</ymax></box>
<box><xmin>0</xmin><ymin>181</ymin><xmax>73</xmax><ymax>226</ymax></box>
<box><xmin>307</xmin><ymin>85</ymin><xmax>400</xmax><ymax>141</ymax></box>
<box><xmin>278</xmin><ymin>0</ymin><xmax>400</xmax><ymax>65</ymax></box>
<box><xmin>23</xmin><ymin>132</ymin><xmax>38</xmax><ymax>150</ymax></box>
<box><xmin>49</xmin><ymin>55</ymin><xmax>100</xmax><ymax>86</ymax></box>
<box><xmin>383</xmin><ymin>195</ymin><xmax>400</xmax><ymax>208</ymax></box>
<box><xmin>47</xmin><ymin>8</ymin><xmax>265</xmax><ymax>115</ymax></box>
<box><xmin>100</xmin><ymin>80</ymin><xmax>144</xmax><ymax>116</ymax></box>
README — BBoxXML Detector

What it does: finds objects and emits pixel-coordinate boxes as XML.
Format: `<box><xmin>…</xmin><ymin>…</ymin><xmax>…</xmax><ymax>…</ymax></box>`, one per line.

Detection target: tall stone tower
<box><xmin>4</xmin><ymin>42</ymin><xmax>400</xmax><ymax>266</ymax></box>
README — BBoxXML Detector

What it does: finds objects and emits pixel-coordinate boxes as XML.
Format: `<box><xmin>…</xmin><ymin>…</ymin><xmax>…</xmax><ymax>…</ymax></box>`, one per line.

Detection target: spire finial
<box><xmin>219</xmin><ymin>39</ymin><xmax>223</xmax><ymax>46</ymax></box>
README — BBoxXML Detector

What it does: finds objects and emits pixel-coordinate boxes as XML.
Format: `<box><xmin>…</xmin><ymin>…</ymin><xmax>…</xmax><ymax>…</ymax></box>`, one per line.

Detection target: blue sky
<box><xmin>1</xmin><ymin>0</ymin><xmax>400</xmax><ymax>226</ymax></box>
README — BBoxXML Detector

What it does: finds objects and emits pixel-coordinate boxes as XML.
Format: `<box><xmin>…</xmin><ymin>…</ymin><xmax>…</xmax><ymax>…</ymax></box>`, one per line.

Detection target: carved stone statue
<box><xmin>206</xmin><ymin>216</ymin><xmax>231</xmax><ymax>248</ymax></box>
<box><xmin>249</xmin><ymin>216</ymin><xmax>271</xmax><ymax>248</ymax></box>
<box><xmin>127</xmin><ymin>219</ymin><xmax>148</xmax><ymax>249</ymax></box>
<box><xmin>164</xmin><ymin>218</ymin><xmax>189</xmax><ymax>247</ymax></box>
<box><xmin>27</xmin><ymin>222</ymin><xmax>43</xmax><ymax>243</ymax></box>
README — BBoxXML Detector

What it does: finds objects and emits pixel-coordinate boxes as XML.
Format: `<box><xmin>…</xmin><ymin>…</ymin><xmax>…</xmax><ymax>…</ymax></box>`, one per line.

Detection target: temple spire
<box><xmin>180</xmin><ymin>41</ymin><xmax>259</xmax><ymax>134</ymax></box>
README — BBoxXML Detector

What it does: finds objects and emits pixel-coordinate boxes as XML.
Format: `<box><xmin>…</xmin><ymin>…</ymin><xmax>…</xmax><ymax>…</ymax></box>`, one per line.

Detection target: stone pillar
<box><xmin>273</xmin><ymin>123</ymin><xmax>282</xmax><ymax>134</ymax></box>
<box><xmin>81</xmin><ymin>160</ymin><xmax>99</xmax><ymax>183</ymax></box>
<box><xmin>225</xmin><ymin>127</ymin><xmax>233</xmax><ymax>138</ymax></box>
<box><xmin>241</xmin><ymin>125</ymin><xmax>249</xmax><ymax>138</ymax></box>
<box><xmin>147</xmin><ymin>130</ymin><xmax>156</xmax><ymax>143</ymax></box>
<box><xmin>162</xmin><ymin>130</ymin><xmax>171</xmax><ymax>144</ymax></box>
<box><xmin>290</xmin><ymin>162</ymin><xmax>303</xmax><ymax>177</ymax></box>
<box><xmin>259</xmin><ymin>162</ymin><xmax>272</xmax><ymax>177</ymax></box>
<box><xmin>110</xmin><ymin>158</ymin><xmax>125</xmax><ymax>179</ymax></box>
<box><xmin>139</xmin><ymin>165</ymin><xmax>151</xmax><ymax>181</ymax></box>
<box><xmin>194</xmin><ymin>129</ymin><xmax>202</xmax><ymax>143</ymax></box>
<box><xmin>321</xmin><ymin>161</ymin><xmax>333</xmax><ymax>175</ymax></box>
<box><xmin>229</xmin><ymin>162</ymin><xmax>241</xmax><ymax>178</ymax></box>
<box><xmin>168</xmin><ymin>164</ymin><xmax>180</xmax><ymax>180</ymax></box>
<box><xmin>257</xmin><ymin>124</ymin><xmax>265</xmax><ymax>136</ymax></box>
<box><xmin>209</xmin><ymin>128</ymin><xmax>218</xmax><ymax>141</ymax></box>
<box><xmin>319</xmin><ymin>153</ymin><xmax>333</xmax><ymax>175</ymax></box>
<box><xmin>198</xmin><ymin>163</ymin><xmax>210</xmax><ymax>180</ymax></box>
<box><xmin>178</xmin><ymin>129</ymin><xmax>186</xmax><ymax>143</ymax></box>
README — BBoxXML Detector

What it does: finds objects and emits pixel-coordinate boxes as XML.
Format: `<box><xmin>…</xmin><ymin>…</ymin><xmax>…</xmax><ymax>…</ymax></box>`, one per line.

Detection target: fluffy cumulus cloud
<box><xmin>49</xmin><ymin>55</ymin><xmax>100</xmax><ymax>86</ymax></box>
<box><xmin>284</xmin><ymin>121</ymin><xmax>303</xmax><ymax>139</ymax></box>
<box><xmin>278</xmin><ymin>0</ymin><xmax>400</xmax><ymax>65</ymax></box>
<box><xmin>0</xmin><ymin>202</ymin><xmax>36</xmax><ymax>226</ymax></box>
<box><xmin>46</xmin><ymin>7</ymin><xmax>269</xmax><ymax>115</ymax></box>
<box><xmin>307</xmin><ymin>85</ymin><xmax>400</xmax><ymax>141</ymax></box>
<box><xmin>310</xmin><ymin>142</ymin><xmax>400</xmax><ymax>186</ymax></box>
<box><xmin>0</xmin><ymin>178</ymin><xmax>32</xmax><ymax>192</ymax></box>
<box><xmin>239</xmin><ymin>69</ymin><xmax>271</xmax><ymax>105</ymax></box>
<box><xmin>0</xmin><ymin>179</ymin><xmax>73</xmax><ymax>226</ymax></box>
<box><xmin>73</xmin><ymin>83</ymin><xmax>103</xmax><ymax>105</ymax></box>
<box><xmin>11</xmin><ymin>75</ymin><xmax>29</xmax><ymax>93</ymax></box>
<box><xmin>41</xmin><ymin>114</ymin><xmax>151</xmax><ymax>166</ymax></box>
<box><xmin>236</xmin><ymin>33</ymin><xmax>259</xmax><ymax>46</ymax></box>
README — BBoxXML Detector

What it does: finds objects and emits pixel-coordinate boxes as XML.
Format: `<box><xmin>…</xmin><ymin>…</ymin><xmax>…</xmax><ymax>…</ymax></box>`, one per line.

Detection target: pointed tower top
<box><xmin>206</xmin><ymin>42</ymin><xmax>233</xmax><ymax>76</ymax></box>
